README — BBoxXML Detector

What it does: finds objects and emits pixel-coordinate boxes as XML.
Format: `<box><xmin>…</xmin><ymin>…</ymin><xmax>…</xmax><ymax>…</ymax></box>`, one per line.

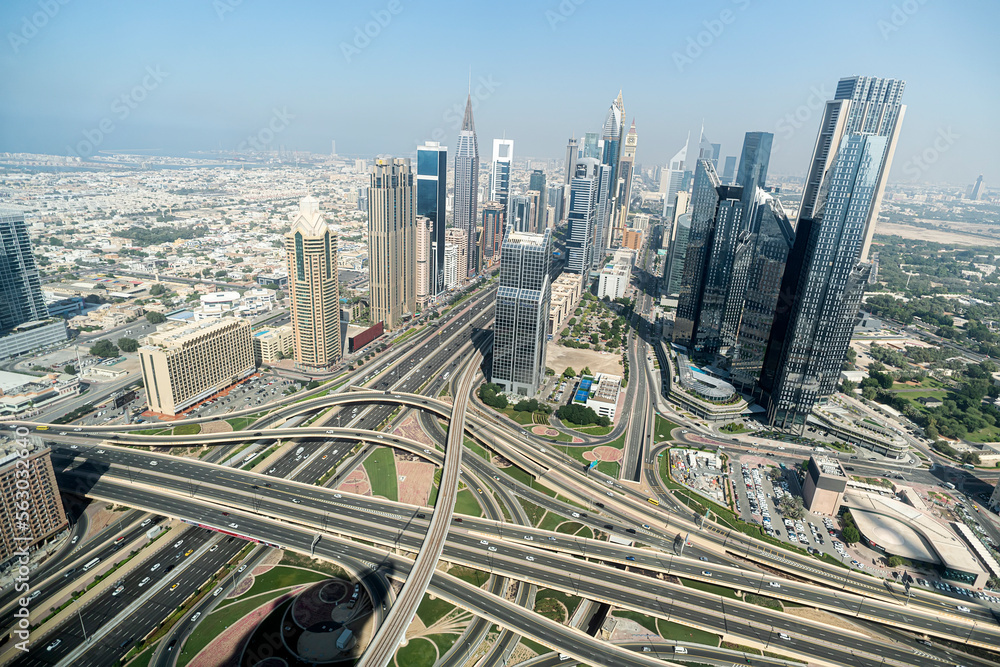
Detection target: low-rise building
<box><xmin>0</xmin><ymin>320</ymin><xmax>69</xmax><ymax>361</ymax></box>
<box><xmin>802</xmin><ymin>456</ymin><xmax>848</xmax><ymax>514</ymax></box>
<box><xmin>548</xmin><ymin>272</ymin><xmax>583</xmax><ymax>336</ymax></box>
<box><xmin>573</xmin><ymin>373</ymin><xmax>621</xmax><ymax>421</ymax></box>
<box><xmin>597</xmin><ymin>263</ymin><xmax>629</xmax><ymax>300</ymax></box>
<box><xmin>139</xmin><ymin>318</ymin><xmax>255</xmax><ymax>416</ymax></box>
<box><xmin>252</xmin><ymin>325</ymin><xmax>293</xmax><ymax>365</ymax></box>
<box><xmin>0</xmin><ymin>370</ymin><xmax>80</xmax><ymax>416</ymax></box>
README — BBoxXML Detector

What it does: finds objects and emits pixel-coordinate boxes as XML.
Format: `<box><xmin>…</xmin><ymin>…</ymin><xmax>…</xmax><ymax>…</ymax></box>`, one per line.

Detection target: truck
<box><xmin>944</xmin><ymin>482</ymin><xmax>956</xmax><ymax>490</ymax></box>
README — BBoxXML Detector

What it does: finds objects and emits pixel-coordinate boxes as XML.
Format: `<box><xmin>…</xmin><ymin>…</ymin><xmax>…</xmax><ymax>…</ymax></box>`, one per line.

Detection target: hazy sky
<box><xmin>2</xmin><ymin>0</ymin><xmax>997</xmax><ymax>186</ymax></box>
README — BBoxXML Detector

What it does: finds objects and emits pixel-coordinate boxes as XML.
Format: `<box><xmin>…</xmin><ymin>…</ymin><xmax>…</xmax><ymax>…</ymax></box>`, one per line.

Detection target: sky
<box><xmin>1</xmin><ymin>0</ymin><xmax>998</xmax><ymax>186</ymax></box>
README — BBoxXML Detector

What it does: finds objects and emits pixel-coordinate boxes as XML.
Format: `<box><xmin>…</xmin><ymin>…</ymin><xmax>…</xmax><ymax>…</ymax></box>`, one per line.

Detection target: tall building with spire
<box><xmin>285</xmin><ymin>197</ymin><xmax>341</xmax><ymax>368</ymax></box>
<box><xmin>613</xmin><ymin>119</ymin><xmax>638</xmax><ymax>246</ymax></box>
<box><xmin>594</xmin><ymin>91</ymin><xmax>625</xmax><ymax>267</ymax></box>
<box><xmin>454</xmin><ymin>95</ymin><xmax>480</xmax><ymax>279</ymax></box>
<box><xmin>762</xmin><ymin>76</ymin><xmax>906</xmax><ymax>428</ymax></box>
<box><xmin>368</xmin><ymin>158</ymin><xmax>417</xmax><ymax>331</ymax></box>
<box><xmin>660</xmin><ymin>133</ymin><xmax>689</xmax><ymax>222</ymax></box>
<box><xmin>528</xmin><ymin>169</ymin><xmax>547</xmax><ymax>233</ymax></box>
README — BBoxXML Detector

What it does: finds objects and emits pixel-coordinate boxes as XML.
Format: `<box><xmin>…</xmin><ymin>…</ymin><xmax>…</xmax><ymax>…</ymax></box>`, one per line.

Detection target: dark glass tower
<box><xmin>528</xmin><ymin>169</ymin><xmax>547</xmax><ymax>233</ymax></box>
<box><xmin>0</xmin><ymin>208</ymin><xmax>48</xmax><ymax>334</ymax></box>
<box><xmin>416</xmin><ymin>141</ymin><xmax>447</xmax><ymax>295</ymax></box>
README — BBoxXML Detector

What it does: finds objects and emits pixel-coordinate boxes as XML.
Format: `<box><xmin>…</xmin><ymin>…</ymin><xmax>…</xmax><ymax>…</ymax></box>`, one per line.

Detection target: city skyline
<box><xmin>0</xmin><ymin>1</ymin><xmax>996</xmax><ymax>184</ymax></box>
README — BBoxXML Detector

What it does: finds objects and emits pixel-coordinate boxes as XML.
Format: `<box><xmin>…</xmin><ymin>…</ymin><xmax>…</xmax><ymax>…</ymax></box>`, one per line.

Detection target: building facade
<box><xmin>415</xmin><ymin>215</ymin><xmax>432</xmax><ymax>306</ymax></box>
<box><xmin>0</xmin><ymin>444</ymin><xmax>68</xmax><ymax>565</ymax></box>
<box><xmin>0</xmin><ymin>207</ymin><xmax>48</xmax><ymax>334</ymax></box>
<box><xmin>444</xmin><ymin>227</ymin><xmax>468</xmax><ymax>286</ymax></box>
<box><xmin>285</xmin><ymin>196</ymin><xmax>342</xmax><ymax>368</ymax></box>
<box><xmin>368</xmin><ymin>158</ymin><xmax>417</xmax><ymax>330</ymax></box>
<box><xmin>416</xmin><ymin>141</ymin><xmax>447</xmax><ymax>295</ymax></box>
<box><xmin>139</xmin><ymin>318</ymin><xmax>255</xmax><ymax>416</ymax></box>
<box><xmin>613</xmin><ymin>119</ymin><xmax>638</xmax><ymax>247</ymax></box>
<box><xmin>492</xmin><ymin>229</ymin><xmax>552</xmax><ymax>396</ymax></box>
<box><xmin>566</xmin><ymin>157</ymin><xmax>600</xmax><ymax>279</ymax></box>
<box><xmin>528</xmin><ymin>169</ymin><xmax>547</xmax><ymax>233</ymax></box>
<box><xmin>454</xmin><ymin>96</ymin><xmax>480</xmax><ymax>279</ymax></box>
<box><xmin>480</xmin><ymin>201</ymin><xmax>504</xmax><ymax>268</ymax></box>
<box><xmin>490</xmin><ymin>138</ymin><xmax>514</xmax><ymax>208</ymax></box>
<box><xmin>252</xmin><ymin>324</ymin><xmax>294</xmax><ymax>365</ymax></box>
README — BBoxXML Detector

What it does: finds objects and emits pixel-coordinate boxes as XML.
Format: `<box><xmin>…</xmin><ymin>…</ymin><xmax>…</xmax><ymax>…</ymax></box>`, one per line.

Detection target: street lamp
<box><xmin>73</xmin><ymin>597</ymin><xmax>88</xmax><ymax>643</ymax></box>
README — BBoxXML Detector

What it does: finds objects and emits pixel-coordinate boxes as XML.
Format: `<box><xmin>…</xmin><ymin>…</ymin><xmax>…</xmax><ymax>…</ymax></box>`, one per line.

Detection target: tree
<box><xmin>556</xmin><ymin>403</ymin><xmax>600</xmax><ymax>426</ymax></box>
<box><xmin>545</xmin><ymin>367</ymin><xmax>555</xmax><ymax>376</ymax></box>
<box><xmin>842</xmin><ymin>524</ymin><xmax>861</xmax><ymax>545</ymax></box>
<box><xmin>581</xmin><ymin>367</ymin><xmax>592</xmax><ymax>377</ymax></box>
<box><xmin>117</xmin><ymin>337</ymin><xmax>139</xmax><ymax>353</ymax></box>
<box><xmin>149</xmin><ymin>284</ymin><xmax>166</xmax><ymax>296</ymax></box>
<box><xmin>514</xmin><ymin>399</ymin><xmax>540</xmax><ymax>413</ymax></box>
<box><xmin>961</xmin><ymin>451</ymin><xmax>981</xmax><ymax>466</ymax></box>
<box><xmin>778</xmin><ymin>495</ymin><xmax>805</xmax><ymax>521</ymax></box>
<box><xmin>562</xmin><ymin>367</ymin><xmax>576</xmax><ymax>379</ymax></box>
<box><xmin>306</xmin><ymin>380</ymin><xmax>321</xmax><ymax>390</ymax></box>
<box><xmin>201</xmin><ymin>268</ymin><xmax>213</xmax><ymax>278</ymax></box>
<box><xmin>887</xmin><ymin>555</ymin><xmax>910</xmax><ymax>568</ymax></box>
<box><xmin>478</xmin><ymin>383</ymin><xmax>508</xmax><ymax>410</ymax></box>
<box><xmin>63</xmin><ymin>365</ymin><xmax>76</xmax><ymax>375</ymax></box>
<box><xmin>215</xmin><ymin>270</ymin><xmax>227</xmax><ymax>278</ymax></box>
<box><xmin>841</xmin><ymin>379</ymin><xmax>857</xmax><ymax>394</ymax></box>
<box><xmin>146</xmin><ymin>311</ymin><xmax>166</xmax><ymax>324</ymax></box>
<box><xmin>90</xmin><ymin>339</ymin><xmax>119</xmax><ymax>358</ymax></box>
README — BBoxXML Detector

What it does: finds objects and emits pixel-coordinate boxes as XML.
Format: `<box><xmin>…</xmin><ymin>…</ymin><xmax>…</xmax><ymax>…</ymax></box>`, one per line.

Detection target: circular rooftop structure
<box><xmin>200</xmin><ymin>291</ymin><xmax>240</xmax><ymax>305</ymax></box>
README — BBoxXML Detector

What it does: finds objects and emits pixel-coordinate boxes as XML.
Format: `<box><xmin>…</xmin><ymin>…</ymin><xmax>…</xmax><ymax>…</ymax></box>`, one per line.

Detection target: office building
<box><xmin>415</xmin><ymin>215</ymin><xmax>432</xmax><ymax>306</ymax></box>
<box><xmin>480</xmin><ymin>201</ymin><xmax>505</xmax><ymax>267</ymax></box>
<box><xmin>454</xmin><ymin>96</ymin><xmax>480</xmax><ymax>278</ymax></box>
<box><xmin>139</xmin><ymin>318</ymin><xmax>255</xmax><ymax>416</ymax></box>
<box><xmin>968</xmin><ymin>174</ymin><xmax>985</xmax><ymax>201</ymax></box>
<box><xmin>672</xmin><ymin>159</ymin><xmax>743</xmax><ymax>353</ymax></box>
<box><xmin>582</xmin><ymin>132</ymin><xmax>600</xmax><ymax>159</ymax></box>
<box><xmin>252</xmin><ymin>324</ymin><xmax>294</xmax><ymax>365</ymax></box>
<box><xmin>566</xmin><ymin>157</ymin><xmax>600</xmax><ymax>279</ymax></box>
<box><xmin>563</xmin><ymin>137</ymin><xmax>579</xmax><ymax>184</ymax></box>
<box><xmin>443</xmin><ymin>242</ymin><xmax>458</xmax><ymax>290</ymax></box>
<box><xmin>660</xmin><ymin>134</ymin><xmax>689</xmax><ymax>224</ymax></box>
<box><xmin>490</xmin><ymin>138</ymin><xmax>514</xmax><ymax>208</ymax></box>
<box><xmin>529</xmin><ymin>169</ymin><xmax>547</xmax><ymax>232</ymax></box>
<box><xmin>508</xmin><ymin>193</ymin><xmax>535</xmax><ymax>234</ymax></box>
<box><xmin>0</xmin><ymin>208</ymin><xmax>48</xmax><ymax>334</ymax></box>
<box><xmin>416</xmin><ymin>141</ymin><xmax>447</xmax><ymax>294</ymax></box>
<box><xmin>598</xmin><ymin>262</ymin><xmax>630</xmax><ymax>300</ymax></box>
<box><xmin>613</xmin><ymin>119</ymin><xmax>638</xmax><ymax>246</ymax></box>
<box><xmin>729</xmin><ymin>192</ymin><xmax>794</xmax><ymax>390</ymax></box>
<box><xmin>592</xmin><ymin>162</ymin><xmax>614</xmax><ymax>270</ymax></box>
<box><xmin>763</xmin><ymin>76</ymin><xmax>906</xmax><ymax>428</ymax></box>
<box><xmin>368</xmin><ymin>158</ymin><xmax>417</xmax><ymax>331</ymax></box>
<box><xmin>0</xmin><ymin>444</ymin><xmax>68</xmax><ymax>564</ymax></box>
<box><xmin>492</xmin><ymin>229</ymin><xmax>552</xmax><ymax>396</ymax></box>
<box><xmin>444</xmin><ymin>227</ymin><xmax>468</xmax><ymax>285</ymax></box>
<box><xmin>801</xmin><ymin>456</ymin><xmax>849</xmax><ymax>515</ymax></box>
<box><xmin>721</xmin><ymin>156</ymin><xmax>737</xmax><ymax>183</ymax></box>
<box><xmin>285</xmin><ymin>196</ymin><xmax>342</xmax><ymax>368</ymax></box>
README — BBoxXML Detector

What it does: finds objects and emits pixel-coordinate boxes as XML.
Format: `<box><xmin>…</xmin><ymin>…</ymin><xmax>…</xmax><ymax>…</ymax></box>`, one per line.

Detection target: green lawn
<box><xmin>394</xmin><ymin>637</ymin><xmax>436</xmax><ymax>667</ymax></box>
<box><xmin>656</xmin><ymin>618</ymin><xmax>721</xmax><ymax>646</ymax></box>
<box><xmin>179</xmin><ymin>590</ymin><xmax>291</xmax><ymax>666</ymax></box>
<box><xmin>613</xmin><ymin>609</ymin><xmax>658</xmax><ymax>633</ymax></box>
<box><xmin>416</xmin><ymin>594</ymin><xmax>455</xmax><ymax>626</ymax></box>
<box><xmin>454</xmin><ymin>488</ymin><xmax>484</xmax><ymax>517</ymax></box>
<box><xmin>173</xmin><ymin>423</ymin><xmax>201</xmax><ymax>436</ymax></box>
<box><xmin>574</xmin><ymin>425</ymin><xmax>614</xmax><ymax>436</ymax></box>
<box><xmin>230</xmin><ymin>566</ymin><xmax>328</xmax><ymax>602</ymax></box>
<box><xmin>654</xmin><ymin>415</ymin><xmax>681</xmax><ymax>441</ymax></box>
<box><xmin>498</xmin><ymin>466</ymin><xmax>558</xmax><ymax>497</ymax></box>
<box><xmin>464</xmin><ymin>437</ymin><xmax>489</xmax><ymax>461</ymax></box>
<box><xmin>125</xmin><ymin>643</ymin><xmax>158</xmax><ymax>667</ymax></box>
<box><xmin>597</xmin><ymin>461</ymin><xmax>620</xmax><ymax>477</ymax></box>
<box><xmin>364</xmin><ymin>446</ymin><xmax>398</xmax><ymax>501</ymax></box>
<box><xmin>537</xmin><ymin>510</ymin><xmax>569</xmax><ymax>532</ymax></box>
<box><xmin>449</xmin><ymin>565</ymin><xmax>489</xmax><ymax>588</ymax></box>
<box><xmin>680</xmin><ymin>577</ymin><xmax>740</xmax><ymax>599</ymax></box>
<box><xmin>534</xmin><ymin>588</ymin><xmax>582</xmax><ymax>623</ymax></box>
<box><xmin>427</xmin><ymin>633</ymin><xmax>459</xmax><ymax>656</ymax></box>
<box><xmin>427</xmin><ymin>468</ymin><xmax>442</xmax><ymax>506</ymax></box>
<box><xmin>517</xmin><ymin>497</ymin><xmax>547</xmax><ymax>526</ymax></box>
<box><xmin>501</xmin><ymin>407</ymin><xmax>536</xmax><ymax>425</ymax></box>
<box><xmin>555</xmin><ymin>522</ymin><xmax>593</xmax><ymax>539</ymax></box>
<box><xmin>225</xmin><ymin>414</ymin><xmax>265</xmax><ymax>431</ymax></box>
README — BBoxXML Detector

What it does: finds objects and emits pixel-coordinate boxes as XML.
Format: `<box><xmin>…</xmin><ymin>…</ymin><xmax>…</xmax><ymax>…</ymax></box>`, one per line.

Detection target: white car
<box><xmin>139</xmin><ymin>577</ymin><xmax>151</xmax><ymax>587</ymax></box>
<box><xmin>228</xmin><ymin>523</ymin><xmax>239</xmax><ymax>529</ymax></box>
<box><xmin>957</xmin><ymin>605</ymin><xmax>970</xmax><ymax>613</ymax></box>
<box><xmin>334</xmin><ymin>494</ymin><xmax>342</xmax><ymax>499</ymax></box>
<box><xmin>237</xmin><ymin>564</ymin><xmax>247</xmax><ymax>572</ymax></box>
<box><xmin>480</xmin><ymin>540</ymin><xmax>489</xmax><ymax>545</ymax></box>
<box><xmin>525</xmin><ymin>556</ymin><xmax>535</xmax><ymax>561</ymax></box>
<box><xmin>150</xmin><ymin>460</ymin><xmax>158</xmax><ymax>466</ymax></box>
<box><xmin>96</xmin><ymin>449</ymin><xmax>105</xmax><ymax>454</ymax></box>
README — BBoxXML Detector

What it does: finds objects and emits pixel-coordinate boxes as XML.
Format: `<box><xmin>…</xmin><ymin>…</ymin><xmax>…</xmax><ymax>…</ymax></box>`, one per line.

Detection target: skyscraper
<box><xmin>285</xmin><ymin>197</ymin><xmax>341</xmax><ymax>368</ymax></box>
<box><xmin>508</xmin><ymin>194</ymin><xmax>535</xmax><ymax>234</ymax></box>
<box><xmin>454</xmin><ymin>95</ymin><xmax>480</xmax><ymax>279</ymax></box>
<box><xmin>416</xmin><ymin>141</ymin><xmax>447</xmax><ymax>295</ymax></box>
<box><xmin>672</xmin><ymin>158</ymin><xmax>744</xmax><ymax>354</ymax></box>
<box><xmin>763</xmin><ymin>76</ymin><xmax>906</xmax><ymax>428</ymax></box>
<box><xmin>0</xmin><ymin>208</ymin><xmax>48</xmax><ymax>334</ymax></box>
<box><xmin>596</xmin><ymin>92</ymin><xmax>625</xmax><ymax>266</ymax></box>
<box><xmin>660</xmin><ymin>133</ymin><xmax>689</xmax><ymax>222</ymax></box>
<box><xmin>368</xmin><ymin>158</ymin><xmax>417</xmax><ymax>331</ymax></box>
<box><xmin>564</xmin><ymin>137</ymin><xmax>579</xmax><ymax>184</ymax></box>
<box><xmin>491</xmin><ymin>229</ymin><xmax>552</xmax><ymax>396</ymax></box>
<box><xmin>444</xmin><ymin>227</ymin><xmax>468</xmax><ymax>284</ymax></box>
<box><xmin>969</xmin><ymin>174</ymin><xmax>985</xmax><ymax>200</ymax></box>
<box><xmin>666</xmin><ymin>210</ymin><xmax>692</xmax><ymax>296</ymax></box>
<box><xmin>490</xmin><ymin>138</ymin><xmax>514</xmax><ymax>208</ymax></box>
<box><xmin>613</xmin><ymin>119</ymin><xmax>638</xmax><ymax>246</ymax></box>
<box><xmin>734</xmin><ymin>132</ymin><xmax>773</xmax><ymax>224</ymax></box>
<box><xmin>566</xmin><ymin>157</ymin><xmax>600</xmax><ymax>278</ymax></box>
<box><xmin>721</xmin><ymin>156</ymin><xmax>737</xmax><ymax>183</ymax></box>
<box><xmin>415</xmin><ymin>215</ymin><xmax>432</xmax><ymax>306</ymax></box>
<box><xmin>529</xmin><ymin>169</ymin><xmax>547</xmax><ymax>232</ymax></box>
<box><xmin>481</xmin><ymin>201</ymin><xmax>505</xmax><ymax>267</ymax></box>
<box><xmin>592</xmin><ymin>162</ymin><xmax>615</xmax><ymax>269</ymax></box>
<box><xmin>582</xmin><ymin>132</ymin><xmax>600</xmax><ymax>159</ymax></box>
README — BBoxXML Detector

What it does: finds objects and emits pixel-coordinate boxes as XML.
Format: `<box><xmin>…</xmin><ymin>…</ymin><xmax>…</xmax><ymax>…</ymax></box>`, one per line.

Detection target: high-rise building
<box><xmin>0</xmin><ymin>208</ymin><xmax>48</xmax><ymax>334</ymax></box>
<box><xmin>139</xmin><ymin>318</ymin><xmax>255</xmax><ymax>416</ymax></box>
<box><xmin>582</xmin><ymin>132</ymin><xmax>600</xmax><ymax>159</ymax></box>
<box><xmin>666</xmin><ymin>210</ymin><xmax>691</xmax><ymax>296</ymax></box>
<box><xmin>490</xmin><ymin>138</ymin><xmax>514</xmax><ymax>208</ymax></box>
<box><xmin>481</xmin><ymin>201</ymin><xmax>505</xmax><ymax>267</ymax></box>
<box><xmin>592</xmin><ymin>162</ymin><xmax>615</xmax><ymax>269</ymax></box>
<box><xmin>563</xmin><ymin>137</ymin><xmax>579</xmax><ymax>184</ymax></box>
<box><xmin>729</xmin><ymin>192</ymin><xmax>794</xmax><ymax>390</ymax></box>
<box><xmin>968</xmin><ymin>174</ymin><xmax>985</xmax><ymax>200</ymax></box>
<box><xmin>416</xmin><ymin>141</ymin><xmax>447</xmax><ymax>294</ymax></box>
<box><xmin>526</xmin><ymin>190</ymin><xmax>543</xmax><ymax>234</ymax></box>
<box><xmin>443</xmin><ymin>242</ymin><xmax>458</xmax><ymax>289</ymax></box>
<box><xmin>454</xmin><ymin>95</ymin><xmax>480</xmax><ymax>279</ymax></box>
<box><xmin>763</xmin><ymin>76</ymin><xmax>906</xmax><ymax>428</ymax></box>
<box><xmin>529</xmin><ymin>169</ymin><xmax>547</xmax><ymax>232</ymax></box>
<box><xmin>492</xmin><ymin>229</ymin><xmax>552</xmax><ymax>396</ymax></box>
<box><xmin>252</xmin><ymin>324</ymin><xmax>294</xmax><ymax>365</ymax></box>
<box><xmin>672</xmin><ymin>158</ymin><xmax>744</xmax><ymax>353</ymax></box>
<box><xmin>597</xmin><ymin>92</ymin><xmax>625</xmax><ymax>266</ymax></box>
<box><xmin>508</xmin><ymin>194</ymin><xmax>536</xmax><ymax>234</ymax></box>
<box><xmin>0</xmin><ymin>443</ymin><xmax>67</xmax><ymax>563</ymax></box>
<box><xmin>444</xmin><ymin>227</ymin><xmax>468</xmax><ymax>285</ymax></box>
<box><xmin>368</xmin><ymin>158</ymin><xmax>417</xmax><ymax>330</ymax></box>
<box><xmin>613</xmin><ymin>119</ymin><xmax>638</xmax><ymax>246</ymax></box>
<box><xmin>285</xmin><ymin>196</ymin><xmax>342</xmax><ymax>369</ymax></box>
<box><xmin>660</xmin><ymin>133</ymin><xmax>689</xmax><ymax>222</ymax></box>
<box><xmin>415</xmin><ymin>215</ymin><xmax>432</xmax><ymax>306</ymax></box>
<box><xmin>721</xmin><ymin>156</ymin><xmax>737</xmax><ymax>183</ymax></box>
<box><xmin>566</xmin><ymin>157</ymin><xmax>600</xmax><ymax>279</ymax></box>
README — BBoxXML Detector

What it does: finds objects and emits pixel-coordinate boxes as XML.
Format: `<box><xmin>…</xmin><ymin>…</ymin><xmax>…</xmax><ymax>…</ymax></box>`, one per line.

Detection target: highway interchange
<box><xmin>8</xmin><ymin>242</ymin><xmax>1000</xmax><ymax>667</ymax></box>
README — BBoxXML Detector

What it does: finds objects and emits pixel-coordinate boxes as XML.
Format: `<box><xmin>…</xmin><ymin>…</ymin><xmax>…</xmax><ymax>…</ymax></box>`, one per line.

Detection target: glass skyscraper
<box><xmin>492</xmin><ymin>229</ymin><xmax>552</xmax><ymax>397</ymax></box>
<box><xmin>454</xmin><ymin>95</ymin><xmax>480</xmax><ymax>279</ymax></box>
<box><xmin>0</xmin><ymin>207</ymin><xmax>48</xmax><ymax>334</ymax></box>
<box><xmin>416</xmin><ymin>141</ymin><xmax>447</xmax><ymax>295</ymax></box>
<box><xmin>566</xmin><ymin>157</ymin><xmax>600</xmax><ymax>279</ymax></box>
<box><xmin>763</xmin><ymin>76</ymin><xmax>906</xmax><ymax>428</ymax></box>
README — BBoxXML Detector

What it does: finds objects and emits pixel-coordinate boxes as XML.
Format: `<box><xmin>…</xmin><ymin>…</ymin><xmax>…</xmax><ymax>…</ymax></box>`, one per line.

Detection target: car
<box><xmin>210</xmin><ymin>544</ymin><xmax>219</xmax><ymax>552</ymax></box>
<box><xmin>699</xmin><ymin>556</ymin><xmax>708</xmax><ymax>562</ymax></box>
<box><xmin>625</xmin><ymin>556</ymin><xmax>636</xmax><ymax>561</ymax></box>
<box><xmin>957</xmin><ymin>605</ymin><xmax>970</xmax><ymax>612</ymax></box>
<box><xmin>480</xmin><ymin>540</ymin><xmax>489</xmax><ymax>545</ymax></box>
<box><xmin>292</xmin><ymin>498</ymin><xmax>301</xmax><ymax>504</ymax></box>
<box><xmin>184</xmin><ymin>549</ymin><xmax>193</xmax><ymax>556</ymax></box>
<box><xmin>165</xmin><ymin>564</ymin><xmax>175</xmax><ymax>573</ymax></box>
<box><xmin>46</xmin><ymin>639</ymin><xmax>62</xmax><ymax>651</ymax></box>
<box><xmin>268</xmin><ymin>467</ymin><xmax>276</xmax><ymax>474</ymax></box>
<box><xmin>228</xmin><ymin>523</ymin><xmax>239</xmax><ymax>529</ymax></box>
<box><xmin>140</xmin><ymin>519</ymin><xmax>152</xmax><ymax>527</ymax></box>
<box><xmin>167</xmin><ymin>639</ymin><xmax>177</xmax><ymax>651</ymax></box>
<box><xmin>68</xmin><ymin>442</ymin><xmax>76</xmax><ymax>447</ymax></box>
<box><xmin>173</xmin><ymin>540</ymin><xmax>183</xmax><ymax>548</ymax></box>
<box><xmin>222</xmin><ymin>511</ymin><xmax>229</xmax><ymax>516</ymax></box>
<box><xmin>112</xmin><ymin>585</ymin><xmax>125</xmax><ymax>596</ymax></box>
<box><xmin>71</xmin><ymin>535</ymin><xmax>79</xmax><ymax>544</ymax></box>
<box><xmin>334</xmin><ymin>494</ymin><xmax>342</xmax><ymax>499</ymax></box>
<box><xmin>768</xmin><ymin>582</ymin><xmax>781</xmax><ymax>588</ymax></box>
<box><xmin>571</xmin><ymin>512</ymin><xmax>580</xmax><ymax>518</ymax></box>
<box><xmin>488</xmin><ymin>546</ymin><xmax>497</xmax><ymax>552</ymax></box>
<box><xmin>73</xmin><ymin>427</ymin><xmax>82</xmax><ymax>432</ymax></box>
<box><xmin>417</xmin><ymin>513</ymin><xmax>426</xmax><ymax>519</ymax></box>
<box><xmin>151</xmin><ymin>563</ymin><xmax>161</xmax><ymax>572</ymax></box>
<box><xmin>237</xmin><ymin>564</ymin><xmax>247</xmax><ymax>573</ymax></box>
<box><xmin>525</xmin><ymin>556</ymin><xmax>535</xmax><ymax>561</ymax></box>
<box><xmin>190</xmin><ymin>612</ymin><xmax>202</xmax><ymax>622</ymax></box>
<box><xmin>524</xmin><ymin>535</ymin><xmax>533</xmax><ymax>541</ymax></box>
<box><xmin>702</xmin><ymin>571</ymin><xmax>712</xmax><ymax>576</ymax></box>
<box><xmin>96</xmin><ymin>449</ymin><xmax>105</xmax><ymax>454</ymax></box>
<box><xmin>778</xmin><ymin>633</ymin><xmax>790</xmax><ymax>641</ymax></box>
<box><xmin>641</xmin><ymin>524</ymin><xmax>651</xmax><ymax>530</ymax></box>
<box><xmin>150</xmin><ymin>460</ymin><xmax>158</xmax><ymax>466</ymax></box>
<box><xmin>139</xmin><ymin>577</ymin><xmax>151</xmax><ymax>587</ymax></box>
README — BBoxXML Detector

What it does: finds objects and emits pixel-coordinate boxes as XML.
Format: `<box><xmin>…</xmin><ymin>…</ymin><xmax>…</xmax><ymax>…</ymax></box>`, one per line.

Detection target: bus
<box><xmin>82</xmin><ymin>558</ymin><xmax>101</xmax><ymax>572</ymax></box>
<box><xmin>243</xmin><ymin>452</ymin><xmax>260</xmax><ymax>464</ymax></box>
<box><xmin>647</xmin><ymin>497</ymin><xmax>659</xmax><ymax>506</ymax></box>
<box><xmin>944</xmin><ymin>482</ymin><xmax>956</xmax><ymax>490</ymax></box>
<box><xmin>35</xmin><ymin>425</ymin><xmax>49</xmax><ymax>431</ymax></box>
<box><xmin>962</xmin><ymin>463</ymin><xmax>975</xmax><ymax>470</ymax></box>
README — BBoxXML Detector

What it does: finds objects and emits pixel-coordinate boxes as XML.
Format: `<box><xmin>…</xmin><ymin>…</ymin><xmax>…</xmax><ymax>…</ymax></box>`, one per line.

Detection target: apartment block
<box><xmin>139</xmin><ymin>318</ymin><xmax>255</xmax><ymax>416</ymax></box>
<box><xmin>548</xmin><ymin>272</ymin><xmax>584</xmax><ymax>336</ymax></box>
<box><xmin>0</xmin><ymin>444</ymin><xmax>68</xmax><ymax>564</ymax></box>
<box><xmin>252</xmin><ymin>324</ymin><xmax>294</xmax><ymax>365</ymax></box>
